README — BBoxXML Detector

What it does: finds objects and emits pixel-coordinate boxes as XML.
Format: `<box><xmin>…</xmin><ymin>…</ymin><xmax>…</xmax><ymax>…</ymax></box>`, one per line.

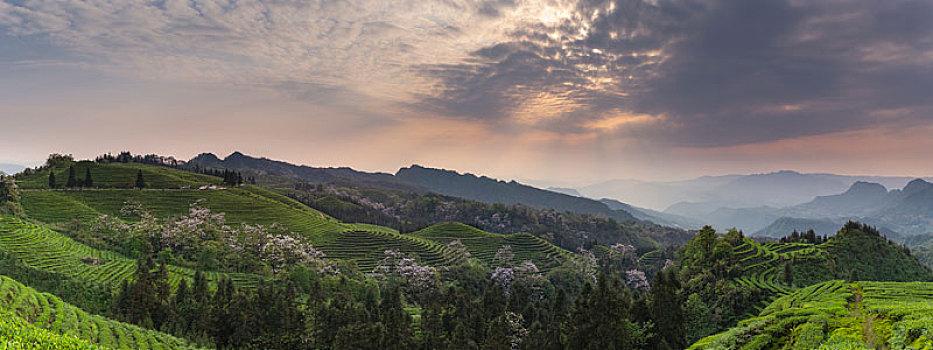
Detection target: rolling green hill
<box><xmin>1</xmin><ymin>311</ymin><xmax>105</xmax><ymax>350</ymax></box>
<box><xmin>12</xmin><ymin>161</ymin><xmax>573</xmax><ymax>273</ymax></box>
<box><xmin>0</xmin><ymin>217</ymin><xmax>260</xmax><ymax>290</ymax></box>
<box><xmin>410</xmin><ymin>222</ymin><xmax>575</xmax><ymax>271</ymax></box>
<box><xmin>18</xmin><ymin>161</ymin><xmax>221</xmax><ymax>190</ymax></box>
<box><xmin>0</xmin><ymin>274</ymin><xmax>199</xmax><ymax>349</ymax></box>
<box><xmin>680</xmin><ymin>222</ymin><xmax>933</xmax><ymax>338</ymax></box>
<box><xmin>689</xmin><ymin>280</ymin><xmax>933</xmax><ymax>349</ymax></box>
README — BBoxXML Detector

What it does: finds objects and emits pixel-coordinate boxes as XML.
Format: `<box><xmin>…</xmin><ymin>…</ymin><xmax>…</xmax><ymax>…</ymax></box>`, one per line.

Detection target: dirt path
<box><xmin>849</xmin><ymin>285</ymin><xmax>887</xmax><ymax>350</ymax></box>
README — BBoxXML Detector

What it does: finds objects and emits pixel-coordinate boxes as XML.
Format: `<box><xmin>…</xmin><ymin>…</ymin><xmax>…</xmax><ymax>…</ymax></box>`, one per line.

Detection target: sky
<box><xmin>0</xmin><ymin>0</ymin><xmax>931</xmax><ymax>185</ymax></box>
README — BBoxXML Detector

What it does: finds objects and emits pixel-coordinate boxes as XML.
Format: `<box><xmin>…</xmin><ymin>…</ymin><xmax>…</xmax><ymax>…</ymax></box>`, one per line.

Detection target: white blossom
<box><xmin>625</xmin><ymin>269</ymin><xmax>650</xmax><ymax>292</ymax></box>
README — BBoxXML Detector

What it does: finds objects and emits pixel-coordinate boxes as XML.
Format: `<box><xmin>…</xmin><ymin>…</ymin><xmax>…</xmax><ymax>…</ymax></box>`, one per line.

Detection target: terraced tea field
<box><xmin>0</xmin><ymin>217</ymin><xmax>259</xmax><ymax>290</ymax></box>
<box><xmin>19</xmin><ymin>187</ymin><xmax>347</xmax><ymax>240</ymax></box>
<box><xmin>727</xmin><ymin>239</ymin><xmax>829</xmax><ymax>313</ymax></box>
<box><xmin>410</xmin><ymin>223</ymin><xmax>574</xmax><ymax>271</ymax></box>
<box><xmin>689</xmin><ymin>280</ymin><xmax>933</xmax><ymax>349</ymax></box>
<box><xmin>12</xmin><ymin>163</ymin><xmax>578</xmax><ymax>274</ymax></box>
<box><xmin>0</xmin><ymin>275</ymin><xmax>199</xmax><ymax>349</ymax></box>
<box><xmin>0</xmin><ymin>311</ymin><xmax>104</xmax><ymax>350</ymax></box>
<box><xmin>17</xmin><ymin>161</ymin><xmax>220</xmax><ymax>190</ymax></box>
<box><xmin>320</xmin><ymin>230</ymin><xmax>467</xmax><ymax>270</ymax></box>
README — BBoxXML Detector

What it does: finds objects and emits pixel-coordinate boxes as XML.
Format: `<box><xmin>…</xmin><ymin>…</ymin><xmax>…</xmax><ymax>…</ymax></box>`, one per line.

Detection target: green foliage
<box><xmin>0</xmin><ymin>217</ymin><xmax>260</xmax><ymax>291</ymax></box>
<box><xmin>410</xmin><ymin>222</ymin><xmax>574</xmax><ymax>271</ymax></box>
<box><xmin>689</xmin><ymin>280</ymin><xmax>933</xmax><ymax>349</ymax></box>
<box><xmin>16</xmin><ymin>161</ymin><xmax>220</xmax><ymax>190</ymax></box>
<box><xmin>678</xmin><ymin>222</ymin><xmax>932</xmax><ymax>342</ymax></box>
<box><xmin>0</xmin><ymin>311</ymin><xmax>105</xmax><ymax>350</ymax></box>
<box><xmin>135</xmin><ymin>170</ymin><xmax>146</xmax><ymax>189</ymax></box>
<box><xmin>0</xmin><ymin>275</ymin><xmax>199</xmax><ymax>349</ymax></box>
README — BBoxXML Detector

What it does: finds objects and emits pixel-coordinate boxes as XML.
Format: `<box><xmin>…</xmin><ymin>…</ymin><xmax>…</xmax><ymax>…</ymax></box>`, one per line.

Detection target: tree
<box><xmin>783</xmin><ymin>262</ymin><xmax>793</xmax><ymax>286</ymax></box>
<box><xmin>135</xmin><ymin>170</ymin><xmax>146</xmax><ymax>189</ymax></box>
<box><xmin>48</xmin><ymin>171</ymin><xmax>56</xmax><ymax>189</ymax></box>
<box><xmin>380</xmin><ymin>286</ymin><xmax>412</xmax><ymax>350</ymax></box>
<box><xmin>649</xmin><ymin>269</ymin><xmax>686</xmax><ymax>349</ymax></box>
<box><xmin>66</xmin><ymin>166</ymin><xmax>77</xmax><ymax>187</ymax></box>
<box><xmin>684</xmin><ymin>293</ymin><xmax>715</xmax><ymax>344</ymax></box>
<box><xmin>84</xmin><ymin>167</ymin><xmax>93</xmax><ymax>188</ymax></box>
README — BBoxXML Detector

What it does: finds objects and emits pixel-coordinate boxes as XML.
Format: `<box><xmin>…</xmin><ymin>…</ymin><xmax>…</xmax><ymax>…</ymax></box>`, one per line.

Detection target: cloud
<box><xmin>420</xmin><ymin>0</ymin><xmax>933</xmax><ymax>146</ymax></box>
<box><xmin>1</xmin><ymin>0</ymin><xmax>931</xmax><ymax>151</ymax></box>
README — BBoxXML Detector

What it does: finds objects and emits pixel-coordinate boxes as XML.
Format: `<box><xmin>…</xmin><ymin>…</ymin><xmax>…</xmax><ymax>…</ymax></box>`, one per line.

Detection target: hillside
<box><xmin>0</xmin><ymin>311</ymin><xmax>102</xmax><ymax>350</ymax></box>
<box><xmin>185</xmin><ymin>152</ymin><xmax>693</xmax><ymax>249</ymax></box>
<box><xmin>11</xmin><ymin>160</ymin><xmax>572</xmax><ymax>273</ymax></box>
<box><xmin>0</xmin><ymin>217</ymin><xmax>261</xmax><ymax>290</ymax></box>
<box><xmin>904</xmin><ymin>233</ymin><xmax>933</xmax><ymax>268</ymax></box>
<box><xmin>188</xmin><ymin>152</ymin><xmax>418</xmax><ymax>191</ymax></box>
<box><xmin>18</xmin><ymin>161</ymin><xmax>221</xmax><ymax>190</ymax></box>
<box><xmin>689</xmin><ymin>280</ymin><xmax>933</xmax><ymax>349</ymax></box>
<box><xmin>0</xmin><ymin>274</ymin><xmax>199</xmax><ymax>349</ymax></box>
<box><xmin>599</xmin><ymin>198</ymin><xmax>703</xmax><ymax>229</ymax></box>
<box><xmin>395</xmin><ymin>165</ymin><xmax>637</xmax><ymax>223</ymax></box>
<box><xmin>752</xmin><ymin>217</ymin><xmax>845</xmax><ymax>238</ymax></box>
<box><xmin>678</xmin><ymin>222</ymin><xmax>932</xmax><ymax>338</ymax></box>
<box><xmin>579</xmin><ymin>170</ymin><xmax>928</xmax><ymax>211</ymax></box>
<box><xmin>666</xmin><ymin>178</ymin><xmax>933</xmax><ymax>236</ymax></box>
<box><xmin>409</xmin><ymin>222</ymin><xmax>574</xmax><ymax>271</ymax></box>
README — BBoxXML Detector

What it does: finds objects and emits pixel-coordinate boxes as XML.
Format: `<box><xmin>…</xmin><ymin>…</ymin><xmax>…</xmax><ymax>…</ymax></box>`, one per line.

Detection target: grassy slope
<box><xmin>0</xmin><ymin>275</ymin><xmax>199</xmax><ymax>350</ymax></box>
<box><xmin>18</xmin><ymin>161</ymin><xmax>221</xmax><ymax>190</ymax></box>
<box><xmin>689</xmin><ymin>280</ymin><xmax>933</xmax><ymax>349</ymax></box>
<box><xmin>719</xmin><ymin>229</ymin><xmax>933</xmax><ymax>316</ymax></box>
<box><xmin>14</xmin><ymin>162</ymin><xmax>569</xmax><ymax>272</ymax></box>
<box><xmin>409</xmin><ymin>222</ymin><xmax>575</xmax><ymax>271</ymax></box>
<box><xmin>0</xmin><ymin>311</ymin><xmax>106</xmax><ymax>350</ymax></box>
<box><xmin>0</xmin><ymin>217</ymin><xmax>260</xmax><ymax>290</ymax></box>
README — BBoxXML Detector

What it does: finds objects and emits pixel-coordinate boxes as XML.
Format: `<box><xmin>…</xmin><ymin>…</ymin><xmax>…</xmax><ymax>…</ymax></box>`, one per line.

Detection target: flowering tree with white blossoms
<box><xmin>94</xmin><ymin>200</ymin><xmax>332</xmax><ymax>276</ymax></box>
<box><xmin>490</xmin><ymin>244</ymin><xmax>544</xmax><ymax>297</ymax></box>
<box><xmin>625</xmin><ymin>269</ymin><xmax>650</xmax><ymax>292</ymax></box>
<box><xmin>494</xmin><ymin>245</ymin><xmax>516</xmax><ymax>267</ymax></box>
<box><xmin>373</xmin><ymin>249</ymin><xmax>438</xmax><ymax>300</ymax></box>
<box><xmin>503</xmin><ymin>311</ymin><xmax>529</xmax><ymax>350</ymax></box>
<box><xmin>160</xmin><ymin>200</ymin><xmax>235</xmax><ymax>260</ymax></box>
<box><xmin>570</xmin><ymin>247</ymin><xmax>599</xmax><ymax>284</ymax></box>
<box><xmin>258</xmin><ymin>233</ymin><xmax>327</xmax><ymax>275</ymax></box>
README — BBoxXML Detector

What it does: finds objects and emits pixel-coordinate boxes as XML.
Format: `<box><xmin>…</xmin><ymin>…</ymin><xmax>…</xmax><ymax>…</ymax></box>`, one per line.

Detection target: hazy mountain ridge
<box><xmin>190</xmin><ymin>152</ymin><xmax>655</xmax><ymax>226</ymax></box>
<box><xmin>395</xmin><ymin>165</ymin><xmax>638</xmax><ymax>223</ymax></box>
<box><xmin>669</xmin><ymin>179</ymin><xmax>933</xmax><ymax>236</ymax></box>
<box><xmin>580</xmin><ymin>170</ymin><xmax>929</xmax><ymax>211</ymax></box>
<box><xmin>599</xmin><ymin>198</ymin><xmax>704</xmax><ymax>229</ymax></box>
<box><xmin>189</xmin><ymin>152</ymin><xmax>423</xmax><ymax>191</ymax></box>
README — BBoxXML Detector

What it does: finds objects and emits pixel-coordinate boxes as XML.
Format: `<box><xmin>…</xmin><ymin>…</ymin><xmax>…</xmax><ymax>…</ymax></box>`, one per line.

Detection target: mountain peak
<box><xmin>844</xmin><ymin>181</ymin><xmax>888</xmax><ymax>196</ymax></box>
<box><xmin>903</xmin><ymin>178</ymin><xmax>933</xmax><ymax>195</ymax></box>
<box><xmin>225</xmin><ymin>151</ymin><xmax>246</xmax><ymax>160</ymax></box>
<box><xmin>190</xmin><ymin>152</ymin><xmax>221</xmax><ymax>164</ymax></box>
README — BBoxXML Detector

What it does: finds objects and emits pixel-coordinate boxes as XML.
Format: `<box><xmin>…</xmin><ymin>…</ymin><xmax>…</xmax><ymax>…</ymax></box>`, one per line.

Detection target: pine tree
<box><xmin>66</xmin><ymin>166</ymin><xmax>77</xmax><ymax>187</ymax></box>
<box><xmin>380</xmin><ymin>286</ymin><xmax>412</xmax><ymax>350</ymax></box>
<box><xmin>84</xmin><ymin>167</ymin><xmax>93</xmax><ymax>188</ymax></box>
<box><xmin>649</xmin><ymin>269</ymin><xmax>686</xmax><ymax>349</ymax></box>
<box><xmin>784</xmin><ymin>262</ymin><xmax>794</xmax><ymax>286</ymax></box>
<box><xmin>48</xmin><ymin>171</ymin><xmax>56</xmax><ymax>189</ymax></box>
<box><xmin>543</xmin><ymin>288</ymin><xmax>568</xmax><ymax>350</ymax></box>
<box><xmin>135</xmin><ymin>170</ymin><xmax>146</xmax><ymax>189</ymax></box>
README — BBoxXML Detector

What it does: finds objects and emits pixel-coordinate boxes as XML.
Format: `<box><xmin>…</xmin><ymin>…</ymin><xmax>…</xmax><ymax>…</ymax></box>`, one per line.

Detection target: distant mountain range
<box><xmin>189</xmin><ymin>152</ymin><xmax>422</xmax><ymax>191</ymax></box>
<box><xmin>190</xmin><ymin>152</ymin><xmax>933</xmax><ymax>238</ymax></box>
<box><xmin>189</xmin><ymin>152</ymin><xmax>680</xmax><ymax>227</ymax></box>
<box><xmin>579</xmin><ymin>170</ymin><xmax>930</xmax><ymax>211</ymax></box>
<box><xmin>660</xmin><ymin>179</ymin><xmax>933</xmax><ymax>237</ymax></box>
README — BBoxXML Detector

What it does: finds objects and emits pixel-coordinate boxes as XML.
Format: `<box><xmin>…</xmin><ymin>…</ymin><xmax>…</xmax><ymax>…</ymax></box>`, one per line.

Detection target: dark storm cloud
<box><xmin>419</xmin><ymin>0</ymin><xmax>933</xmax><ymax>147</ymax></box>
